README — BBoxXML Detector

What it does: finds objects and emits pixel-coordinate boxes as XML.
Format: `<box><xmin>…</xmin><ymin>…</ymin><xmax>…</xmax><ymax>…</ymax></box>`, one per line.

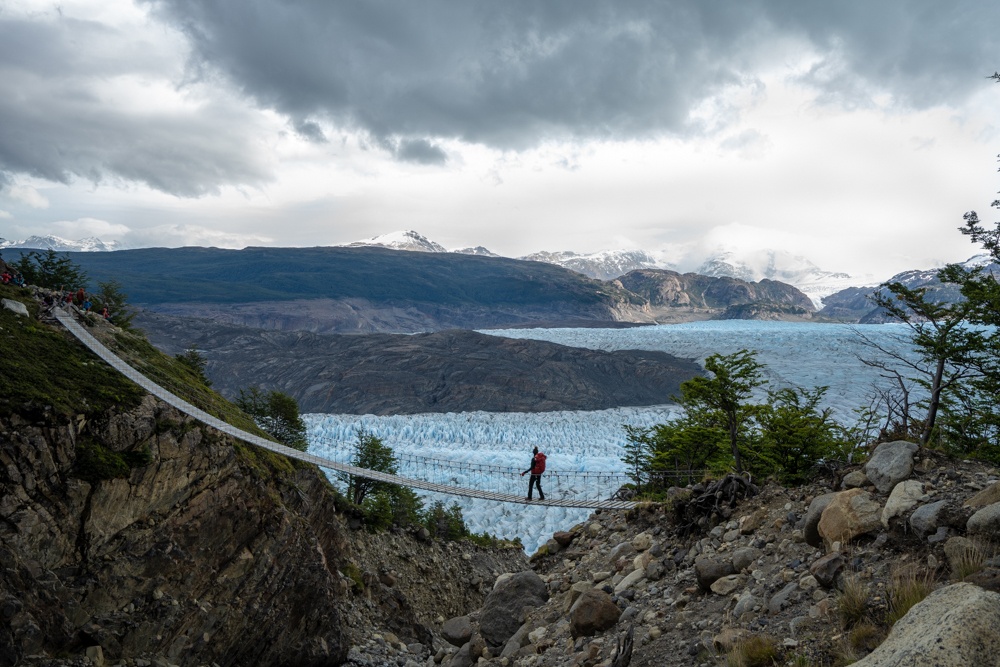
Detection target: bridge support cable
<box><xmin>53</xmin><ymin>308</ymin><xmax>636</xmax><ymax>509</ymax></box>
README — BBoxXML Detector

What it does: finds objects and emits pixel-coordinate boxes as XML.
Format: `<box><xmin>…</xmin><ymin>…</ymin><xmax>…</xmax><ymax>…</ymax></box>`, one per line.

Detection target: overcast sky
<box><xmin>2</xmin><ymin>0</ymin><xmax>999</xmax><ymax>278</ymax></box>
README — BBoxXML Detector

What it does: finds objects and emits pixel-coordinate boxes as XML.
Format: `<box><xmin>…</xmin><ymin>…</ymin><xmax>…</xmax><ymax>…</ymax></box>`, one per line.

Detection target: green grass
<box><xmin>0</xmin><ymin>284</ymin><xmax>302</xmax><ymax>476</ymax></box>
<box><xmin>0</xmin><ymin>283</ymin><xmax>145</xmax><ymax>418</ymax></box>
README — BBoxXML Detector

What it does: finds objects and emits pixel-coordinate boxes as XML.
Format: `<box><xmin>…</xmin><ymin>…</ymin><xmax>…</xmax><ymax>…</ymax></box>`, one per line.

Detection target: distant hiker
<box><xmin>520</xmin><ymin>446</ymin><xmax>546</xmax><ymax>501</ymax></box>
<box><xmin>101</xmin><ymin>306</ymin><xmax>110</xmax><ymax>319</ymax></box>
<box><xmin>76</xmin><ymin>288</ymin><xmax>85</xmax><ymax>305</ymax></box>
<box><xmin>83</xmin><ymin>299</ymin><xmax>92</xmax><ymax>312</ymax></box>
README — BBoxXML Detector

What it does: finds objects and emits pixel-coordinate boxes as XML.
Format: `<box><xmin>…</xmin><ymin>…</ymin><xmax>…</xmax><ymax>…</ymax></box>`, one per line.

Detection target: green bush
<box><xmin>75</xmin><ymin>441</ymin><xmax>130</xmax><ymax>483</ymax></box>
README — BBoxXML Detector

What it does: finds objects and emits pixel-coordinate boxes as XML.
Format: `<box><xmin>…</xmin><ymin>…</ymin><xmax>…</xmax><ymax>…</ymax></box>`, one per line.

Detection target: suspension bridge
<box><xmin>54</xmin><ymin>307</ymin><xmax>666</xmax><ymax>509</ymax></box>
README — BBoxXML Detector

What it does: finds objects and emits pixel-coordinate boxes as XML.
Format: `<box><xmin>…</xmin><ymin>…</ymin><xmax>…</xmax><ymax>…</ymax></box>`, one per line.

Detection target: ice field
<box><xmin>306</xmin><ymin>321</ymin><xmax>923</xmax><ymax>553</ymax></box>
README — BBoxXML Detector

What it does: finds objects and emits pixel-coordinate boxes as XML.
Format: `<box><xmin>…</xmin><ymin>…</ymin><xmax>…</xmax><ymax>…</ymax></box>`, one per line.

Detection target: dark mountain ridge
<box><xmin>4</xmin><ymin>246</ymin><xmax>818</xmax><ymax>332</ymax></box>
<box><xmin>133</xmin><ymin>311</ymin><xmax>703</xmax><ymax>414</ymax></box>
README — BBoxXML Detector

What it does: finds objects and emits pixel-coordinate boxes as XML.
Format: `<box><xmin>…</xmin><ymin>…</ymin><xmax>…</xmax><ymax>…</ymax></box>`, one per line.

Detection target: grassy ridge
<box><xmin>2</xmin><ymin>246</ymin><xmax>618</xmax><ymax>307</ymax></box>
<box><xmin>0</xmin><ymin>283</ymin><xmax>145</xmax><ymax>418</ymax></box>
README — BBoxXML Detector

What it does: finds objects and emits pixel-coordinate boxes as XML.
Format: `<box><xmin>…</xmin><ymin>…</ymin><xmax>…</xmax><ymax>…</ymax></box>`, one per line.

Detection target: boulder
<box><xmin>607</xmin><ymin>541</ymin><xmax>638</xmax><ymax>568</ymax></box>
<box><xmin>614</xmin><ymin>568</ymin><xmax>646</xmax><ymax>594</ymax></box>
<box><xmin>863</xmin><ymin>440</ymin><xmax>919</xmax><ymax>494</ymax></box>
<box><xmin>809</xmin><ymin>552</ymin><xmax>845</xmax><ymax>589</ymax></box>
<box><xmin>967</xmin><ymin>502</ymin><xmax>1000</xmax><ymax>536</ymax></box>
<box><xmin>909</xmin><ymin>500</ymin><xmax>948</xmax><ymax>538</ymax></box>
<box><xmin>569</xmin><ymin>589</ymin><xmax>621</xmax><ymax>638</ymax></box>
<box><xmin>710</xmin><ymin>575</ymin><xmax>746</xmax><ymax>596</ymax></box>
<box><xmin>731</xmin><ymin>547</ymin><xmax>761</xmax><ymax>573</ymax></box>
<box><xmin>965</xmin><ymin>482</ymin><xmax>1000</xmax><ymax>509</ymax></box>
<box><xmin>479</xmin><ymin>571</ymin><xmax>549</xmax><ymax>648</ymax></box>
<box><xmin>695</xmin><ymin>557</ymin><xmax>735</xmax><ymax>591</ymax></box>
<box><xmin>552</xmin><ymin>531</ymin><xmax>576</xmax><ymax>548</ymax></box>
<box><xmin>1</xmin><ymin>299</ymin><xmax>28</xmax><ymax>317</ymax></box>
<box><xmin>852</xmin><ymin>583</ymin><xmax>1000</xmax><ymax>666</ymax></box>
<box><xmin>804</xmin><ymin>493</ymin><xmax>838</xmax><ymax>548</ymax></box>
<box><xmin>631</xmin><ymin>532</ymin><xmax>653</xmax><ymax>551</ymax></box>
<box><xmin>818</xmin><ymin>489</ymin><xmax>882</xmax><ymax>550</ymax></box>
<box><xmin>881</xmin><ymin>480</ymin><xmax>924</xmax><ymax>528</ymax></box>
<box><xmin>842</xmin><ymin>470</ymin><xmax>870</xmax><ymax>489</ymax></box>
<box><xmin>441</xmin><ymin>616</ymin><xmax>473</xmax><ymax>648</ymax></box>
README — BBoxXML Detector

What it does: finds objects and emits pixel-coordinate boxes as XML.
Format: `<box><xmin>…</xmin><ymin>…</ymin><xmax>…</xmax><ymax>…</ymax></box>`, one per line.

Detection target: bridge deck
<box><xmin>54</xmin><ymin>308</ymin><xmax>635</xmax><ymax>510</ymax></box>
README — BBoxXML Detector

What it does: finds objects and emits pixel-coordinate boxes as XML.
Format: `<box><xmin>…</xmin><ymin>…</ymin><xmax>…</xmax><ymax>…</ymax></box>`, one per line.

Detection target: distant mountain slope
<box><xmin>613</xmin><ymin>269</ymin><xmax>815</xmax><ymax>321</ymax></box>
<box><xmin>6</xmin><ymin>245</ymin><xmax>629</xmax><ymax>332</ymax></box>
<box><xmin>134</xmin><ymin>311</ymin><xmax>702</xmax><ymax>414</ymax></box>
<box><xmin>519</xmin><ymin>249</ymin><xmax>667</xmax><ymax>280</ymax></box>
<box><xmin>0</xmin><ymin>234</ymin><xmax>124</xmax><ymax>252</ymax></box>
<box><xmin>818</xmin><ymin>255</ymin><xmax>999</xmax><ymax>322</ymax></box>
<box><xmin>341</xmin><ymin>229</ymin><xmax>447</xmax><ymax>252</ymax></box>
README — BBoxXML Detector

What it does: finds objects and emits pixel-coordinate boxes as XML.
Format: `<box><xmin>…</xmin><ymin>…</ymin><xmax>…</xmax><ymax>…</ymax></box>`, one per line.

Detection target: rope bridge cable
<box><xmin>52</xmin><ymin>307</ymin><xmax>637</xmax><ymax>509</ymax></box>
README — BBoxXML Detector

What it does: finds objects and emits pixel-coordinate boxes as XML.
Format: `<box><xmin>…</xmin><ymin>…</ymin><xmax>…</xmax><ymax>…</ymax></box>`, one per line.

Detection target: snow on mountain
<box><xmin>519</xmin><ymin>249</ymin><xmax>670</xmax><ymax>280</ymax></box>
<box><xmin>342</xmin><ymin>230</ymin><xmax>447</xmax><ymax>253</ymax></box>
<box><xmin>0</xmin><ymin>235</ymin><xmax>123</xmax><ymax>252</ymax></box>
<box><xmin>695</xmin><ymin>248</ymin><xmax>873</xmax><ymax>308</ymax></box>
<box><xmin>452</xmin><ymin>246</ymin><xmax>500</xmax><ymax>257</ymax></box>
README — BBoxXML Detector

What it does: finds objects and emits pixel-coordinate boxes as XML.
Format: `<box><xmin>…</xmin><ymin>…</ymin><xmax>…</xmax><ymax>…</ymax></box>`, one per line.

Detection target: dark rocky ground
<box><xmin>134</xmin><ymin>311</ymin><xmax>703</xmax><ymax>414</ymax></box>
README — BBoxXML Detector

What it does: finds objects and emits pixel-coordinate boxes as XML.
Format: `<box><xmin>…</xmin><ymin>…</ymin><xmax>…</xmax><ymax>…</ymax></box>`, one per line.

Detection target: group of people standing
<box><xmin>41</xmin><ymin>286</ymin><xmax>110</xmax><ymax>320</ymax></box>
<box><xmin>0</xmin><ymin>270</ymin><xmax>25</xmax><ymax>287</ymax></box>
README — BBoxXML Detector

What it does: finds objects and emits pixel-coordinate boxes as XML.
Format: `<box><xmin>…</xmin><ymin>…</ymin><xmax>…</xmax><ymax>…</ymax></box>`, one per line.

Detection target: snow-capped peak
<box><xmin>519</xmin><ymin>249</ymin><xmax>670</xmax><ymax>281</ymax></box>
<box><xmin>343</xmin><ymin>230</ymin><xmax>447</xmax><ymax>253</ymax></box>
<box><xmin>0</xmin><ymin>235</ymin><xmax>123</xmax><ymax>252</ymax></box>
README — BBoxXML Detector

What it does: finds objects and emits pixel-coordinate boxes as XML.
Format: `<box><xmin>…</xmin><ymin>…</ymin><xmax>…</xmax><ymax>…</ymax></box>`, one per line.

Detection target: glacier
<box><xmin>306</xmin><ymin>321</ymin><xmax>923</xmax><ymax>553</ymax></box>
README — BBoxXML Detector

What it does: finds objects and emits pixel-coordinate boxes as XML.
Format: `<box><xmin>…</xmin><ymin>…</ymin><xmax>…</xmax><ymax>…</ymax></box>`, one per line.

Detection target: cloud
<box><xmin>719</xmin><ymin>128</ymin><xmax>772</xmax><ymax>160</ymax></box>
<box><xmin>144</xmin><ymin>0</ymin><xmax>1000</xmax><ymax>154</ymax></box>
<box><xmin>2</xmin><ymin>183</ymin><xmax>49</xmax><ymax>209</ymax></box>
<box><xmin>395</xmin><ymin>139</ymin><xmax>448</xmax><ymax>165</ymax></box>
<box><xmin>0</xmin><ymin>209</ymin><xmax>10</xmax><ymax>219</ymax></box>
<box><xmin>50</xmin><ymin>217</ymin><xmax>132</xmax><ymax>239</ymax></box>
<box><xmin>130</xmin><ymin>223</ymin><xmax>274</xmax><ymax>249</ymax></box>
<box><xmin>0</xmin><ymin>12</ymin><xmax>273</xmax><ymax>197</ymax></box>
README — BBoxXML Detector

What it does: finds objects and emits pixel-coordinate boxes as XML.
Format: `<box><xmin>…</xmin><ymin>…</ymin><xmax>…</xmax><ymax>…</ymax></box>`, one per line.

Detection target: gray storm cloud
<box><xmin>1</xmin><ymin>1</ymin><xmax>997</xmax><ymax>197</ymax></box>
<box><xmin>146</xmin><ymin>0</ymin><xmax>998</xmax><ymax>147</ymax></box>
<box><xmin>0</xmin><ymin>14</ymin><xmax>271</xmax><ymax>197</ymax></box>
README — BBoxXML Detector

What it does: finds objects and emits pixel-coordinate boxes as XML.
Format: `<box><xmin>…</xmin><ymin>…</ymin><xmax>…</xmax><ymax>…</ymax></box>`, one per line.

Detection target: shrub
<box><xmin>74</xmin><ymin>441</ymin><xmax>130</xmax><ymax>483</ymax></box>
<box><xmin>837</xmin><ymin>574</ymin><xmax>871</xmax><ymax>629</ymax></box>
<box><xmin>952</xmin><ymin>539</ymin><xmax>989</xmax><ymax>581</ymax></box>
<box><xmin>726</xmin><ymin>636</ymin><xmax>780</xmax><ymax>667</ymax></box>
<box><xmin>886</xmin><ymin>566</ymin><xmax>934</xmax><ymax>626</ymax></box>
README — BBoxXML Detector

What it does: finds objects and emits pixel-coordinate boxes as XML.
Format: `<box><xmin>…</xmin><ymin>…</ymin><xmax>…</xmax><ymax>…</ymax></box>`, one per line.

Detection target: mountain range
<box><xmin>0</xmin><ymin>234</ymin><xmax>125</xmax><ymax>252</ymax></box>
<box><xmin>1</xmin><ymin>229</ymin><xmax>862</xmax><ymax>304</ymax></box>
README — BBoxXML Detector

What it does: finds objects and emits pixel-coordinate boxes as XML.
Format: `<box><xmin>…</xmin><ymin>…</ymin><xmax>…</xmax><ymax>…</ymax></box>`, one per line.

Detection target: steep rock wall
<box><xmin>0</xmin><ymin>395</ymin><xmax>527</xmax><ymax>666</ymax></box>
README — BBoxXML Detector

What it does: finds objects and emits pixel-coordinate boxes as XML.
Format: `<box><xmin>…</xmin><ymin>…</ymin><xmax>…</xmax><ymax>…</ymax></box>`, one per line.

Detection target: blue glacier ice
<box><xmin>306</xmin><ymin>321</ymin><xmax>923</xmax><ymax>553</ymax></box>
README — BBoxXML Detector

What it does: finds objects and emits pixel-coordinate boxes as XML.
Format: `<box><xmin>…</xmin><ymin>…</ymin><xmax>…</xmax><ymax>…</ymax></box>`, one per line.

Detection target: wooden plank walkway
<box><xmin>54</xmin><ymin>308</ymin><xmax>636</xmax><ymax>510</ymax></box>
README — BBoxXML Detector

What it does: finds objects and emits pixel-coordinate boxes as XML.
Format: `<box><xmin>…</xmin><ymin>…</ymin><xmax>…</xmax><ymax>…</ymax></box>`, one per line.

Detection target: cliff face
<box><xmin>613</xmin><ymin>270</ymin><xmax>815</xmax><ymax>322</ymax></box>
<box><xmin>1</xmin><ymin>395</ymin><xmax>351</xmax><ymax>666</ymax></box>
<box><xmin>0</xmin><ymin>394</ymin><xmax>527</xmax><ymax>666</ymax></box>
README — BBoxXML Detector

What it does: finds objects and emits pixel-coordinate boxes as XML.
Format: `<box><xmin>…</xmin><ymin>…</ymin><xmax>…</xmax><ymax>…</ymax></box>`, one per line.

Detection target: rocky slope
<box><xmin>612</xmin><ymin>270</ymin><xmax>815</xmax><ymax>323</ymax></box>
<box><xmin>818</xmin><ymin>256</ymin><xmax>1000</xmax><ymax>322</ymax></box>
<box><xmin>132</xmin><ymin>312</ymin><xmax>702</xmax><ymax>414</ymax></box>
<box><xmin>0</xmin><ymin>289</ymin><xmax>528</xmax><ymax>667</ymax></box>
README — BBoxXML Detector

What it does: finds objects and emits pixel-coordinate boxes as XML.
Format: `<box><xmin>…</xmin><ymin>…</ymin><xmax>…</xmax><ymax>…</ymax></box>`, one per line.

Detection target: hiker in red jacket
<box><xmin>520</xmin><ymin>446</ymin><xmax>546</xmax><ymax>501</ymax></box>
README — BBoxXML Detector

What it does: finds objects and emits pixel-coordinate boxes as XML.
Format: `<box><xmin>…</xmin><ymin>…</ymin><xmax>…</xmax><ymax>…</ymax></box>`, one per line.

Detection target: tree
<box><xmin>175</xmin><ymin>348</ymin><xmax>212</xmax><ymax>387</ymax></box>
<box><xmin>621</xmin><ymin>425</ymin><xmax>653</xmax><ymax>489</ymax></box>
<box><xmin>678</xmin><ymin>349</ymin><xmax>766</xmax><ymax>474</ymax></box>
<box><xmin>12</xmin><ymin>249</ymin><xmax>87</xmax><ymax>290</ymax></box>
<box><xmin>758</xmin><ymin>386</ymin><xmax>844</xmax><ymax>484</ymax></box>
<box><xmin>864</xmin><ymin>278</ymin><xmax>987</xmax><ymax>445</ymax></box>
<box><xmin>340</xmin><ymin>428</ymin><xmax>398</xmax><ymax>505</ymax></box>
<box><xmin>94</xmin><ymin>279</ymin><xmax>136</xmax><ymax>329</ymax></box>
<box><xmin>648</xmin><ymin>408</ymin><xmax>727</xmax><ymax>479</ymax></box>
<box><xmin>235</xmin><ymin>387</ymin><xmax>309</xmax><ymax>452</ymax></box>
